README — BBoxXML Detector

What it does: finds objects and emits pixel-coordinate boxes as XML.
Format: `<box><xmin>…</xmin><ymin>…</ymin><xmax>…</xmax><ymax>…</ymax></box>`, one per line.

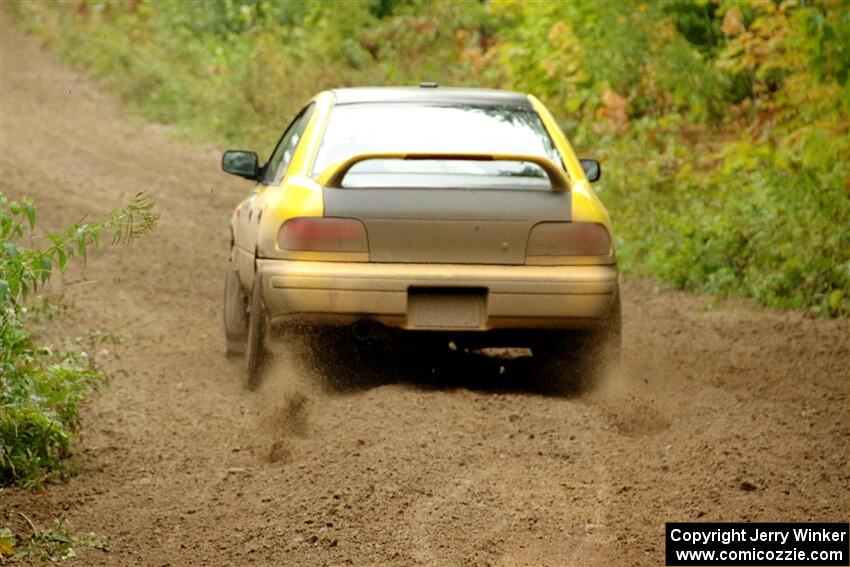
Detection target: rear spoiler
<box><xmin>316</xmin><ymin>152</ymin><xmax>571</xmax><ymax>191</ymax></box>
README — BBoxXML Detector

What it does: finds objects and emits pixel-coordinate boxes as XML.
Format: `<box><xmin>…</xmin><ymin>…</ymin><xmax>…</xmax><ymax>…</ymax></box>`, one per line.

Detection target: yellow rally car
<box><xmin>222</xmin><ymin>86</ymin><xmax>620</xmax><ymax>390</ymax></box>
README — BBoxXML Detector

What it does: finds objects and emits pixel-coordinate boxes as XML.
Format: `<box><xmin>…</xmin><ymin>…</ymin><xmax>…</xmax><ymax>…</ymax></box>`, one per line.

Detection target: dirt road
<box><xmin>1</xmin><ymin>16</ymin><xmax>848</xmax><ymax>567</ymax></box>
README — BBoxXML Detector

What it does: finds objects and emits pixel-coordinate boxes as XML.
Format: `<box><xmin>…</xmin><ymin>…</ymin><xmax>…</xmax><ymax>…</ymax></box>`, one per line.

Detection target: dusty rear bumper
<box><xmin>257</xmin><ymin>259</ymin><xmax>618</xmax><ymax>331</ymax></box>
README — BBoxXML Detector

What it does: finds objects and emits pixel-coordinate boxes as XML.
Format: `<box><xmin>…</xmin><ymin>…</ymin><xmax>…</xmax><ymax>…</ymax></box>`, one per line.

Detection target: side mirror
<box><xmin>222</xmin><ymin>150</ymin><xmax>261</xmax><ymax>180</ymax></box>
<box><xmin>580</xmin><ymin>158</ymin><xmax>601</xmax><ymax>183</ymax></box>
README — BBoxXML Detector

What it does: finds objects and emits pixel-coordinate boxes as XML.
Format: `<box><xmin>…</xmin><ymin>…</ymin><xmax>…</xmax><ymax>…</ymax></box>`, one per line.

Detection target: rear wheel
<box><xmin>534</xmin><ymin>287</ymin><xmax>622</xmax><ymax>394</ymax></box>
<box><xmin>222</xmin><ymin>266</ymin><xmax>248</xmax><ymax>357</ymax></box>
<box><xmin>244</xmin><ymin>278</ymin><xmax>268</xmax><ymax>390</ymax></box>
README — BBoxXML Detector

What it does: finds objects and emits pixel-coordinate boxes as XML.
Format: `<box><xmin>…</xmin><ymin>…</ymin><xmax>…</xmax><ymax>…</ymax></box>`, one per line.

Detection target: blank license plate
<box><xmin>407</xmin><ymin>289</ymin><xmax>486</xmax><ymax>329</ymax></box>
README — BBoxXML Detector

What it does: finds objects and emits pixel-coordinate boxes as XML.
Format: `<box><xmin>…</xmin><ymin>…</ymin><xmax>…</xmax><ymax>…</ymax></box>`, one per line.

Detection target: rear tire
<box><xmin>534</xmin><ymin>287</ymin><xmax>622</xmax><ymax>394</ymax></box>
<box><xmin>244</xmin><ymin>278</ymin><xmax>268</xmax><ymax>390</ymax></box>
<box><xmin>223</xmin><ymin>265</ymin><xmax>248</xmax><ymax>357</ymax></box>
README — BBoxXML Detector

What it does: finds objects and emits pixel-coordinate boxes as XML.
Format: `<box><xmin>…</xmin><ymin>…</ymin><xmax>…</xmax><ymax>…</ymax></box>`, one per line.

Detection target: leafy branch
<box><xmin>0</xmin><ymin>192</ymin><xmax>158</xmax><ymax>310</ymax></box>
<box><xmin>0</xmin><ymin>192</ymin><xmax>158</xmax><ymax>488</ymax></box>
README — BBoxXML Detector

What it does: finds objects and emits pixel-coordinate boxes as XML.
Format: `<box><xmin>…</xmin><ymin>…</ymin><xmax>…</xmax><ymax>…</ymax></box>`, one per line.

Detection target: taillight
<box><xmin>278</xmin><ymin>217</ymin><xmax>368</xmax><ymax>252</ymax></box>
<box><xmin>526</xmin><ymin>222</ymin><xmax>611</xmax><ymax>256</ymax></box>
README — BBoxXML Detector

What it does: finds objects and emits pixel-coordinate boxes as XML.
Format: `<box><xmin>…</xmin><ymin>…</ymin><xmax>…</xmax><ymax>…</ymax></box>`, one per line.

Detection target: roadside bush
<box><xmin>0</xmin><ymin>192</ymin><xmax>157</xmax><ymax>487</ymax></box>
<box><xmin>492</xmin><ymin>0</ymin><xmax>849</xmax><ymax>316</ymax></box>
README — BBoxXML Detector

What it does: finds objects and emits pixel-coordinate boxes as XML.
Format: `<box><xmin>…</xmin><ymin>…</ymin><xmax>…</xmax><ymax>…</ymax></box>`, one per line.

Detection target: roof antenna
<box><xmin>419</xmin><ymin>81</ymin><xmax>438</xmax><ymax>88</ymax></box>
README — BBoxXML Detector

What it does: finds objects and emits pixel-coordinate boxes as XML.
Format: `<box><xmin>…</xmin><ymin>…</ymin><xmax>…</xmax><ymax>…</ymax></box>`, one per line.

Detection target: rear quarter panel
<box><xmin>243</xmin><ymin>92</ymin><xmax>334</xmax><ymax>276</ymax></box>
<box><xmin>528</xmin><ymin>95</ymin><xmax>613</xmax><ymax>230</ymax></box>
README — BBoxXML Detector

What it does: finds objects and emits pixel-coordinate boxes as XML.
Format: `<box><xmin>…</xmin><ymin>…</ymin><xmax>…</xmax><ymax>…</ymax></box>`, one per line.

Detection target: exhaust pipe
<box><xmin>352</xmin><ymin>321</ymin><xmax>374</xmax><ymax>342</ymax></box>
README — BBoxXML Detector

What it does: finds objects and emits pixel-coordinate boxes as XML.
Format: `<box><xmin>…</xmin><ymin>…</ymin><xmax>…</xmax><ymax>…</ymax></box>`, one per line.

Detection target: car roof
<box><xmin>330</xmin><ymin>86</ymin><xmax>532</xmax><ymax>108</ymax></box>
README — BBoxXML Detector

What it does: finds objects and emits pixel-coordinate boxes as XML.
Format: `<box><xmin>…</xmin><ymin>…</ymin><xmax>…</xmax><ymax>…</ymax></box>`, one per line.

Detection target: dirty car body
<box><xmin>222</xmin><ymin>87</ymin><xmax>620</xmax><ymax>388</ymax></box>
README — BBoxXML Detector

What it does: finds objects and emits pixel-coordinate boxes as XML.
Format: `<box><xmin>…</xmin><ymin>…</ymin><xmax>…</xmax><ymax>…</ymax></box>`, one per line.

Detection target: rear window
<box><xmin>312</xmin><ymin>103</ymin><xmax>563</xmax><ymax>189</ymax></box>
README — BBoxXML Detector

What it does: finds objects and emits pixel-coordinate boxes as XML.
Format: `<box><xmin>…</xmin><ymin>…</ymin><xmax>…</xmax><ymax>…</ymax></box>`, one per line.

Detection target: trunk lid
<box><xmin>321</xmin><ymin>187</ymin><xmax>570</xmax><ymax>265</ymax></box>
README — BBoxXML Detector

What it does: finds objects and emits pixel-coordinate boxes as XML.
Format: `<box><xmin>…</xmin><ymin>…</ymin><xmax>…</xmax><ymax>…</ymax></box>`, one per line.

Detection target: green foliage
<box><xmin>0</xmin><ymin>193</ymin><xmax>158</xmax><ymax>487</ymax></box>
<box><xmin>9</xmin><ymin>0</ymin><xmax>494</xmax><ymax>156</ymax></box>
<box><xmin>0</xmin><ymin>512</ymin><xmax>108</xmax><ymax>561</ymax></box>
<box><xmin>8</xmin><ymin>0</ymin><xmax>849</xmax><ymax>315</ymax></box>
<box><xmin>1</xmin><ymin>193</ymin><xmax>157</xmax><ymax>306</ymax></box>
